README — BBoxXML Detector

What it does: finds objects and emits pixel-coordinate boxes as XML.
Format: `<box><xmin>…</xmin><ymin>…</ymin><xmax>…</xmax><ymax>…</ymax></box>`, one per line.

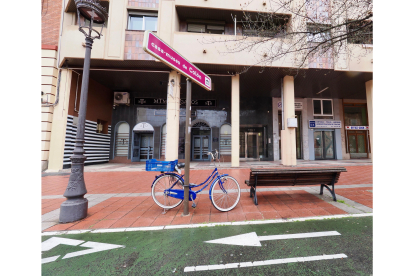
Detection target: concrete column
<box><xmin>231</xmin><ymin>75</ymin><xmax>240</xmax><ymax>167</ymax></box>
<box><xmin>366</xmin><ymin>80</ymin><xmax>373</xmax><ymax>160</ymax></box>
<box><xmin>47</xmin><ymin>69</ymin><xmax>73</xmax><ymax>172</ymax></box>
<box><xmin>281</xmin><ymin>76</ymin><xmax>296</xmax><ymax>166</ymax></box>
<box><xmin>165</xmin><ymin>71</ymin><xmax>181</xmax><ymax>161</ymax></box>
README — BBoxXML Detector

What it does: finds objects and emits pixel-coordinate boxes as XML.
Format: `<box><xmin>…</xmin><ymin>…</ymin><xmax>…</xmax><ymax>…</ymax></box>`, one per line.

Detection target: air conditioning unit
<box><xmin>114</xmin><ymin>92</ymin><xmax>130</xmax><ymax>105</ymax></box>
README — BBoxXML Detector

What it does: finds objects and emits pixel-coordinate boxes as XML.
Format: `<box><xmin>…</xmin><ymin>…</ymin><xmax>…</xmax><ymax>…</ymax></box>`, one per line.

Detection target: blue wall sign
<box><xmin>309</xmin><ymin>120</ymin><xmax>341</xmax><ymax>128</ymax></box>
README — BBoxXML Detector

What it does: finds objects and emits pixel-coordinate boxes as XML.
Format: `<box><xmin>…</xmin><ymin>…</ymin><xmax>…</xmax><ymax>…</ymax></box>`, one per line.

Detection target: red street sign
<box><xmin>143</xmin><ymin>31</ymin><xmax>212</xmax><ymax>91</ymax></box>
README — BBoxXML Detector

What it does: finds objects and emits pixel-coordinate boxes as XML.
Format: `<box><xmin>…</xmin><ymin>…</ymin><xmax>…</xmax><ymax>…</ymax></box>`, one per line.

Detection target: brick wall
<box><xmin>124</xmin><ymin>30</ymin><xmax>156</xmax><ymax>60</ymax></box>
<box><xmin>128</xmin><ymin>0</ymin><xmax>159</xmax><ymax>9</ymax></box>
<box><xmin>41</xmin><ymin>0</ymin><xmax>63</xmax><ymax>46</ymax></box>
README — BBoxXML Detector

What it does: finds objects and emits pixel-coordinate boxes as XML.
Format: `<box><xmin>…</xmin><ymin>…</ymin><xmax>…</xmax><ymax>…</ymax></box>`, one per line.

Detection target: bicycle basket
<box><xmin>145</xmin><ymin>159</ymin><xmax>178</xmax><ymax>172</ymax></box>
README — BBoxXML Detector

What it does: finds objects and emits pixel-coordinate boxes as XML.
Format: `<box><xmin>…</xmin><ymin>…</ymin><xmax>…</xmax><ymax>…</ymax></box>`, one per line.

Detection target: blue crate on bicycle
<box><xmin>145</xmin><ymin>159</ymin><xmax>178</xmax><ymax>172</ymax></box>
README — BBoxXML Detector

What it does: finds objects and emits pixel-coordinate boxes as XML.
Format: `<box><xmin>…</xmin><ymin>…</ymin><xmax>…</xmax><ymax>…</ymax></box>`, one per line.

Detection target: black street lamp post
<box><xmin>59</xmin><ymin>0</ymin><xmax>108</xmax><ymax>223</ymax></box>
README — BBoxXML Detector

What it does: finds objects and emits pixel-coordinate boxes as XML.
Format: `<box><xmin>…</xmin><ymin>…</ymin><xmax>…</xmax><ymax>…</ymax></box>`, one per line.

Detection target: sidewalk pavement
<box><xmin>42</xmin><ymin>161</ymin><xmax>373</xmax><ymax>232</ymax></box>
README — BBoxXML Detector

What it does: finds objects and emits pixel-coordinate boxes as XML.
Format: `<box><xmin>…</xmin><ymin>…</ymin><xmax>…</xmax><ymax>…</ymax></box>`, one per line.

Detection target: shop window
<box><xmin>128</xmin><ymin>12</ymin><xmax>158</xmax><ymax>31</ymax></box>
<box><xmin>187</xmin><ymin>20</ymin><xmax>225</xmax><ymax>34</ymax></box>
<box><xmin>343</xmin><ymin>104</ymin><xmax>368</xmax><ymax>126</ymax></box>
<box><xmin>220</xmin><ymin>124</ymin><xmax>231</xmax><ymax>155</ymax></box>
<box><xmin>313</xmin><ymin>99</ymin><xmax>333</xmax><ymax>116</ymax></box>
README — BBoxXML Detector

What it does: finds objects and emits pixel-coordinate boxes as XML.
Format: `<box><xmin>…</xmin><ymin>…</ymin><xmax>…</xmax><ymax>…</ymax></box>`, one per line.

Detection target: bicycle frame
<box><xmin>152</xmin><ymin>168</ymin><xmax>229</xmax><ymax>202</ymax></box>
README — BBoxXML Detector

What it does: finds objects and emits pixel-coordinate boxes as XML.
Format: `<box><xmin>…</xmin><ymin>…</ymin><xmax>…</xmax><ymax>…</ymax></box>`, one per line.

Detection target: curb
<box><xmin>42</xmin><ymin>213</ymin><xmax>373</xmax><ymax>236</ymax></box>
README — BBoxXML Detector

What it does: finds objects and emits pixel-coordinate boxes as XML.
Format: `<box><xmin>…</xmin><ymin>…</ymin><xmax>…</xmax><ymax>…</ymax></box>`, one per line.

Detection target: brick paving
<box><xmin>42</xmin><ymin>165</ymin><xmax>373</xmax><ymax>232</ymax></box>
<box><xmin>335</xmin><ymin>187</ymin><xmax>373</xmax><ymax>208</ymax></box>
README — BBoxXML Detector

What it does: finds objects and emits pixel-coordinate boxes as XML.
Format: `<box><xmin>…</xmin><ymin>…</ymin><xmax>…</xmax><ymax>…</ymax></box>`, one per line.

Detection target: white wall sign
<box><xmin>277</xmin><ymin>102</ymin><xmax>303</xmax><ymax>110</ymax></box>
<box><xmin>345</xmin><ymin>126</ymin><xmax>369</xmax><ymax>130</ymax></box>
<box><xmin>133</xmin><ymin>122</ymin><xmax>154</xmax><ymax>132</ymax></box>
<box><xmin>309</xmin><ymin>120</ymin><xmax>341</xmax><ymax>128</ymax></box>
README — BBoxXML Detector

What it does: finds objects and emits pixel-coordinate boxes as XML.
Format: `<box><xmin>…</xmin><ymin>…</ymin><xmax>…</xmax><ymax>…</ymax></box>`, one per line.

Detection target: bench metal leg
<box><xmin>320</xmin><ymin>184</ymin><xmax>337</xmax><ymax>201</ymax></box>
<box><xmin>319</xmin><ymin>173</ymin><xmax>337</xmax><ymax>201</ymax></box>
<box><xmin>253</xmin><ymin>175</ymin><xmax>258</xmax><ymax>205</ymax></box>
<box><xmin>250</xmin><ymin>187</ymin><xmax>254</xmax><ymax>198</ymax></box>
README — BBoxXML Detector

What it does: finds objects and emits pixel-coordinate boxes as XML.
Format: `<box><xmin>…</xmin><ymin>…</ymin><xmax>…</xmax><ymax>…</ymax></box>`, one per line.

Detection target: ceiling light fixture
<box><xmin>316</xmin><ymin>87</ymin><xmax>329</xmax><ymax>94</ymax></box>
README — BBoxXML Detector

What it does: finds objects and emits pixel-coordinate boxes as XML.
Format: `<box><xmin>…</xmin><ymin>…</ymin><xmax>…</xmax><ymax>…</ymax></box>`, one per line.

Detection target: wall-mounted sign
<box><xmin>133</xmin><ymin>122</ymin><xmax>154</xmax><ymax>132</ymax></box>
<box><xmin>309</xmin><ymin>120</ymin><xmax>341</xmax><ymax>129</ymax></box>
<box><xmin>134</xmin><ymin>97</ymin><xmax>216</xmax><ymax>107</ymax></box>
<box><xmin>277</xmin><ymin>102</ymin><xmax>303</xmax><ymax>110</ymax></box>
<box><xmin>143</xmin><ymin>31</ymin><xmax>212</xmax><ymax>91</ymax></box>
<box><xmin>345</xmin><ymin>126</ymin><xmax>369</xmax><ymax>130</ymax></box>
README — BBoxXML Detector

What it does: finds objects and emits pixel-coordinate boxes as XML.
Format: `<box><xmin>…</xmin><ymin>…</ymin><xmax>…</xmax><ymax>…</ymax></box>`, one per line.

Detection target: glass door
<box><xmin>245</xmin><ymin>133</ymin><xmax>259</xmax><ymax>160</ymax></box>
<box><xmin>139</xmin><ymin>134</ymin><xmax>153</xmax><ymax>161</ymax></box>
<box><xmin>314</xmin><ymin>130</ymin><xmax>335</xmax><ymax>160</ymax></box>
<box><xmin>347</xmin><ymin>130</ymin><xmax>368</xmax><ymax>158</ymax></box>
<box><xmin>192</xmin><ymin>135</ymin><xmax>210</xmax><ymax>161</ymax></box>
<box><xmin>131</xmin><ymin>133</ymin><xmax>153</xmax><ymax>162</ymax></box>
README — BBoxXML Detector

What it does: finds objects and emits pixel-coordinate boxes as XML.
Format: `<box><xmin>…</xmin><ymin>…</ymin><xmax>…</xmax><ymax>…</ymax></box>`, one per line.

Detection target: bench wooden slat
<box><xmin>246</xmin><ymin>167</ymin><xmax>346</xmax><ymax>205</ymax></box>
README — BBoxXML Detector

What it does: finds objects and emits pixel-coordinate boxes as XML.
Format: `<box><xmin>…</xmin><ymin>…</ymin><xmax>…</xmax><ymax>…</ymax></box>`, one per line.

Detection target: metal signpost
<box><xmin>143</xmin><ymin>31</ymin><xmax>211</xmax><ymax>215</ymax></box>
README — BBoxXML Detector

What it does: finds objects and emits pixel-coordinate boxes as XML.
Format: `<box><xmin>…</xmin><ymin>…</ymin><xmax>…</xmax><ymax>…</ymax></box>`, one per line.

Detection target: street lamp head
<box><xmin>75</xmin><ymin>0</ymin><xmax>108</xmax><ymax>40</ymax></box>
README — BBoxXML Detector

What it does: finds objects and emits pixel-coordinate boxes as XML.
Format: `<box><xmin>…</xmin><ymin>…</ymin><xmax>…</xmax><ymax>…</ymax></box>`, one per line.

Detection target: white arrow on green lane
<box><xmin>204</xmin><ymin>231</ymin><xmax>341</xmax><ymax>247</ymax></box>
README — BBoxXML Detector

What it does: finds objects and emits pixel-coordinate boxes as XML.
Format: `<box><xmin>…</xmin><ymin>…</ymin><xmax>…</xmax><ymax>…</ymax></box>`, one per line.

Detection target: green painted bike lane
<box><xmin>42</xmin><ymin>216</ymin><xmax>372</xmax><ymax>275</ymax></box>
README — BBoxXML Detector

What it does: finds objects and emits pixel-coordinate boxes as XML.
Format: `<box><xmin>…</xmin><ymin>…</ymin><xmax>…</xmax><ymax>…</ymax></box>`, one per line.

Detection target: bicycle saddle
<box><xmin>177</xmin><ymin>163</ymin><xmax>185</xmax><ymax>169</ymax></box>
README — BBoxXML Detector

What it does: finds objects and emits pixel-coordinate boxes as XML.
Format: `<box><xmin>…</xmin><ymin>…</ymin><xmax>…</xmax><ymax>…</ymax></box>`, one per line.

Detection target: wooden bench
<box><xmin>245</xmin><ymin>167</ymin><xmax>347</xmax><ymax>205</ymax></box>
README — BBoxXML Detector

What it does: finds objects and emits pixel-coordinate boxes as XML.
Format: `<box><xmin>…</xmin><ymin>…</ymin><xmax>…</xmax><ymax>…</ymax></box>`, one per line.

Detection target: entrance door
<box><xmin>314</xmin><ymin>131</ymin><xmax>335</xmax><ymax>160</ymax></box>
<box><xmin>348</xmin><ymin>130</ymin><xmax>368</xmax><ymax>158</ymax></box>
<box><xmin>245</xmin><ymin>133</ymin><xmax>259</xmax><ymax>160</ymax></box>
<box><xmin>132</xmin><ymin>132</ymin><xmax>153</xmax><ymax>162</ymax></box>
<box><xmin>192</xmin><ymin>135</ymin><xmax>210</xmax><ymax>161</ymax></box>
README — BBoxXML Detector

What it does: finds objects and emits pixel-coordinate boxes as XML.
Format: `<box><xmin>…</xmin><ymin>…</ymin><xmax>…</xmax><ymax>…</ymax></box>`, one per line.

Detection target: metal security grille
<box><xmin>220</xmin><ymin>124</ymin><xmax>231</xmax><ymax>155</ymax></box>
<box><xmin>115</xmin><ymin>133</ymin><xmax>129</xmax><ymax>156</ymax></box>
<box><xmin>63</xmin><ymin>115</ymin><xmax>111</xmax><ymax>166</ymax></box>
<box><xmin>161</xmin><ymin>124</ymin><xmax>166</xmax><ymax>157</ymax></box>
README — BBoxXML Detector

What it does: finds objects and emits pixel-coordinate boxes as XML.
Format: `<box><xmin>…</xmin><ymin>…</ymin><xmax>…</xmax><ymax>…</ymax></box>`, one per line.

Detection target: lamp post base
<box><xmin>59</xmin><ymin>197</ymin><xmax>88</xmax><ymax>223</ymax></box>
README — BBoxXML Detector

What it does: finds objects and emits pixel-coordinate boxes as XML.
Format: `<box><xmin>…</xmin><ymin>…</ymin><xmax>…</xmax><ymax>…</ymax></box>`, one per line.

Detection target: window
<box><xmin>307</xmin><ymin>23</ymin><xmax>331</xmax><ymax>43</ymax></box>
<box><xmin>242</xmin><ymin>14</ymin><xmax>289</xmax><ymax>37</ymax></box>
<box><xmin>313</xmin><ymin>99</ymin><xmax>333</xmax><ymax>116</ymax></box>
<box><xmin>128</xmin><ymin>13</ymin><xmax>158</xmax><ymax>31</ymax></box>
<box><xmin>347</xmin><ymin>20</ymin><xmax>373</xmax><ymax>44</ymax></box>
<box><xmin>187</xmin><ymin>21</ymin><xmax>225</xmax><ymax>34</ymax></box>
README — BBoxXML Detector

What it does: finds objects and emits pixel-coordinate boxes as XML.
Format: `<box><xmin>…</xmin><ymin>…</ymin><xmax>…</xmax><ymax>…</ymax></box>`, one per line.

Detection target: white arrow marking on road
<box><xmin>42</xmin><ymin>237</ymin><xmax>85</xmax><ymax>251</ymax></box>
<box><xmin>62</xmin><ymin>241</ymin><xmax>125</xmax><ymax>259</ymax></box>
<box><xmin>41</xmin><ymin>237</ymin><xmax>125</xmax><ymax>263</ymax></box>
<box><xmin>42</xmin><ymin>255</ymin><xmax>61</xmax><ymax>264</ymax></box>
<box><xmin>204</xmin><ymin>231</ymin><xmax>341</xmax><ymax>247</ymax></box>
<box><xmin>184</xmin><ymin>253</ymin><xmax>348</xmax><ymax>272</ymax></box>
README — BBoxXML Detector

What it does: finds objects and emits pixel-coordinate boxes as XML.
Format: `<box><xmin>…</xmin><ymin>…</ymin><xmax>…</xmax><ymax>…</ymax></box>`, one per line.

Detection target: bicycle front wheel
<box><xmin>211</xmin><ymin>176</ymin><xmax>240</xmax><ymax>212</ymax></box>
<box><xmin>152</xmin><ymin>174</ymin><xmax>184</xmax><ymax>209</ymax></box>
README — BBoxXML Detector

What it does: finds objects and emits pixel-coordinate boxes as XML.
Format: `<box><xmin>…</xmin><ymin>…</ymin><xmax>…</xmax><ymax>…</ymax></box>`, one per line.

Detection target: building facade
<box><xmin>44</xmin><ymin>0</ymin><xmax>373</xmax><ymax>171</ymax></box>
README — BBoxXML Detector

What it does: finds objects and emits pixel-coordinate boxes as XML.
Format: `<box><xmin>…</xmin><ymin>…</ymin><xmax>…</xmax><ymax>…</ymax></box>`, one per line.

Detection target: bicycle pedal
<box><xmin>192</xmin><ymin>202</ymin><xmax>197</xmax><ymax>208</ymax></box>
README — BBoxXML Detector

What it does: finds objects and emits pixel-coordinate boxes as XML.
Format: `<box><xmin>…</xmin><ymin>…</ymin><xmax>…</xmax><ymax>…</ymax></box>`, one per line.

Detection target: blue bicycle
<box><xmin>149</xmin><ymin>150</ymin><xmax>241</xmax><ymax>212</ymax></box>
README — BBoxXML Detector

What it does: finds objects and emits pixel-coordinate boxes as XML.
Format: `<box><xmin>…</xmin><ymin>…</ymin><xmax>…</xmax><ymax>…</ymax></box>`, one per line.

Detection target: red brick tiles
<box><xmin>42</xmin><ymin>166</ymin><xmax>371</xmax><ymax>231</ymax></box>
<box><xmin>335</xmin><ymin>187</ymin><xmax>373</xmax><ymax>208</ymax></box>
<box><xmin>44</xmin><ymin>190</ymin><xmax>348</xmax><ymax>232</ymax></box>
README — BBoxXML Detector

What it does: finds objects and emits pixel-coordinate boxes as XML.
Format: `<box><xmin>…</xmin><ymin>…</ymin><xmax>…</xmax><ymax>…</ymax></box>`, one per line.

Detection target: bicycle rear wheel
<box><xmin>152</xmin><ymin>174</ymin><xmax>184</xmax><ymax>209</ymax></box>
<box><xmin>210</xmin><ymin>176</ymin><xmax>240</xmax><ymax>212</ymax></box>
